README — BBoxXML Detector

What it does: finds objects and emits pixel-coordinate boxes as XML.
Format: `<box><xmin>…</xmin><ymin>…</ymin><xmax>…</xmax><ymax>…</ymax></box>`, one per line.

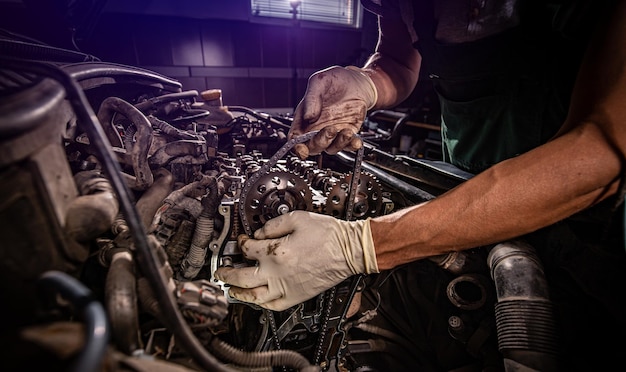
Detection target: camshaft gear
<box><xmin>326</xmin><ymin>172</ymin><xmax>382</xmax><ymax>220</ymax></box>
<box><xmin>241</xmin><ymin>170</ymin><xmax>313</xmax><ymax>233</ymax></box>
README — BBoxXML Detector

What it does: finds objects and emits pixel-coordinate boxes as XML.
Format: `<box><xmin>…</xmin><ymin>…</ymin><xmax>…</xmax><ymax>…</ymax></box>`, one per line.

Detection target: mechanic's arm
<box><xmin>363</xmin><ymin>15</ymin><xmax>422</xmax><ymax>108</ymax></box>
<box><xmin>215</xmin><ymin>5</ymin><xmax>626</xmax><ymax>311</ymax></box>
<box><xmin>289</xmin><ymin>15</ymin><xmax>421</xmax><ymax>158</ymax></box>
<box><xmin>371</xmin><ymin>1</ymin><xmax>626</xmax><ymax>269</ymax></box>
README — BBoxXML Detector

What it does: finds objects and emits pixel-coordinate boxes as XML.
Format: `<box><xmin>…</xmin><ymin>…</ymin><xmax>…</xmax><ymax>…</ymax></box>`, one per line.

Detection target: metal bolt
<box><xmin>277</xmin><ymin>204</ymin><xmax>290</xmax><ymax>214</ymax></box>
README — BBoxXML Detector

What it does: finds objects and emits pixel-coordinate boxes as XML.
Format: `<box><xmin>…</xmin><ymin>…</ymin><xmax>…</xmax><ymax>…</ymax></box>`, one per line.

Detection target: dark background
<box><xmin>0</xmin><ymin>0</ymin><xmax>434</xmax><ymax>112</ymax></box>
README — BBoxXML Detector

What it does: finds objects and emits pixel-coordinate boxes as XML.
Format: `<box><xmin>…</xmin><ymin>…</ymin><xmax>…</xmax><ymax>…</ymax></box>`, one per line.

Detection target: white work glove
<box><xmin>289</xmin><ymin>65</ymin><xmax>378</xmax><ymax>159</ymax></box>
<box><xmin>214</xmin><ymin>211</ymin><xmax>379</xmax><ymax>311</ymax></box>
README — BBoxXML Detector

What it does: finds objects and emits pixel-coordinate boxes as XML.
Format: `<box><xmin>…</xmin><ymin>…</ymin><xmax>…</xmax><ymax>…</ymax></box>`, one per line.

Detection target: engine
<box><xmin>2</xmin><ymin>36</ymin><xmax>552</xmax><ymax>372</ymax></box>
<box><xmin>0</xmin><ymin>46</ymin><xmax>420</xmax><ymax>371</ymax></box>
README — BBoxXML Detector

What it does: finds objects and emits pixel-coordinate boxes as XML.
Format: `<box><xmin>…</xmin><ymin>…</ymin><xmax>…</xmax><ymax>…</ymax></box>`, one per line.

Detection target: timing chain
<box><xmin>313</xmin><ymin>286</ymin><xmax>337</xmax><ymax>365</ymax></box>
<box><xmin>237</xmin><ymin>130</ymin><xmax>365</xmax><ymax>366</ymax></box>
<box><xmin>345</xmin><ymin>144</ymin><xmax>365</xmax><ymax>221</ymax></box>
<box><xmin>237</xmin><ymin>130</ymin><xmax>320</xmax><ymax>354</ymax></box>
<box><xmin>314</xmin><ymin>144</ymin><xmax>365</xmax><ymax>368</ymax></box>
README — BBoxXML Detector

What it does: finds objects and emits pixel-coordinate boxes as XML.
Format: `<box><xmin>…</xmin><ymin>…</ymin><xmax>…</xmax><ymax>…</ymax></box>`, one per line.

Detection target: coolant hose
<box><xmin>135</xmin><ymin>168</ymin><xmax>174</xmax><ymax>231</ymax></box>
<box><xmin>65</xmin><ymin>171</ymin><xmax>119</xmax><ymax>242</ymax></box>
<box><xmin>487</xmin><ymin>240</ymin><xmax>559</xmax><ymax>371</ymax></box>
<box><xmin>97</xmin><ymin>96</ymin><xmax>154</xmax><ymax>190</ymax></box>
<box><xmin>148</xmin><ymin>140</ymin><xmax>207</xmax><ymax>168</ymax></box>
<box><xmin>105</xmin><ymin>250</ymin><xmax>142</xmax><ymax>355</ymax></box>
<box><xmin>38</xmin><ymin>271</ymin><xmax>109</xmax><ymax>372</ymax></box>
<box><xmin>148</xmin><ymin>115</ymin><xmax>200</xmax><ymax>141</ymax></box>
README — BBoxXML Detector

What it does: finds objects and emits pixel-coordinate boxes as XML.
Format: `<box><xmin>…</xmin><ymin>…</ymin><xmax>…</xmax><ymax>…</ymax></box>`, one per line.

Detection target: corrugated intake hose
<box><xmin>209</xmin><ymin>337</ymin><xmax>320</xmax><ymax>372</ymax></box>
<box><xmin>487</xmin><ymin>240</ymin><xmax>560</xmax><ymax>371</ymax></box>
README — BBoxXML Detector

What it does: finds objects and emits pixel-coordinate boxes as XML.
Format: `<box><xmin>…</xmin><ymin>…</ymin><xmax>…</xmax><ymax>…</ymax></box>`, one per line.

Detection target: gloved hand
<box><xmin>289</xmin><ymin>65</ymin><xmax>378</xmax><ymax>159</ymax></box>
<box><xmin>214</xmin><ymin>211</ymin><xmax>379</xmax><ymax>311</ymax></box>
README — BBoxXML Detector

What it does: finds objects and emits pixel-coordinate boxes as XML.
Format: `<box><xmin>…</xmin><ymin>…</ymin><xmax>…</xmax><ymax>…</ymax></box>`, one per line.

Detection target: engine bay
<box><xmin>0</xmin><ymin>35</ymin><xmax>543</xmax><ymax>372</ymax></box>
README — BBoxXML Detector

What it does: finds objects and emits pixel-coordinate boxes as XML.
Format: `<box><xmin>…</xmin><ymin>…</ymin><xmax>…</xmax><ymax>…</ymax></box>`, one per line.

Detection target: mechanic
<box><xmin>216</xmin><ymin>0</ymin><xmax>626</xmax><ymax>370</ymax></box>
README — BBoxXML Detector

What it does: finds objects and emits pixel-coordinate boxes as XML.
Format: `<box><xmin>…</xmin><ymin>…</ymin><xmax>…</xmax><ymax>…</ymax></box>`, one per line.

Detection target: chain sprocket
<box><xmin>326</xmin><ymin>172</ymin><xmax>383</xmax><ymax>220</ymax></box>
<box><xmin>238</xmin><ymin>130</ymin><xmax>319</xmax><ymax>236</ymax></box>
<box><xmin>241</xmin><ymin>170</ymin><xmax>313</xmax><ymax>233</ymax></box>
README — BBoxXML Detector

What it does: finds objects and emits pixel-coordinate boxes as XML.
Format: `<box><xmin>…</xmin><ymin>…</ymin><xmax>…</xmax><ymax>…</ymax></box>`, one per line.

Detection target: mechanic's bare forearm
<box><xmin>370</xmin><ymin>121</ymin><xmax>624</xmax><ymax>270</ymax></box>
<box><xmin>362</xmin><ymin>15</ymin><xmax>421</xmax><ymax>109</ymax></box>
<box><xmin>363</xmin><ymin>54</ymin><xmax>419</xmax><ymax>109</ymax></box>
<box><xmin>371</xmin><ymin>1</ymin><xmax>626</xmax><ymax>270</ymax></box>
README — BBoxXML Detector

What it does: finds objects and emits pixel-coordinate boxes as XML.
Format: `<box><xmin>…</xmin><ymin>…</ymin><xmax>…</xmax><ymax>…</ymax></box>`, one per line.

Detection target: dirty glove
<box><xmin>214</xmin><ymin>211</ymin><xmax>379</xmax><ymax>311</ymax></box>
<box><xmin>289</xmin><ymin>65</ymin><xmax>378</xmax><ymax>159</ymax></box>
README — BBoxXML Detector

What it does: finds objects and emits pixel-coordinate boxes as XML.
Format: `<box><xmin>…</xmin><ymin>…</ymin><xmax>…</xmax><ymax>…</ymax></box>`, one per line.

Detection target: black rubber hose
<box><xmin>0</xmin><ymin>57</ymin><xmax>234</xmax><ymax>372</ymax></box>
<box><xmin>38</xmin><ymin>270</ymin><xmax>109</xmax><ymax>372</ymax></box>
<box><xmin>97</xmin><ymin>96</ymin><xmax>154</xmax><ymax>190</ymax></box>
<box><xmin>0</xmin><ymin>77</ymin><xmax>66</xmax><ymax>138</ymax></box>
<box><xmin>369</xmin><ymin>109</ymin><xmax>412</xmax><ymax>148</ymax></box>
<box><xmin>134</xmin><ymin>90</ymin><xmax>199</xmax><ymax>113</ymax></box>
